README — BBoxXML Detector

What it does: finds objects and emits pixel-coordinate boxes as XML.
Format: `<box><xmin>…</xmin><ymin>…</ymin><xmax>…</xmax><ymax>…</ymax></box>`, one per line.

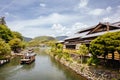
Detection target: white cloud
<box><xmin>76</xmin><ymin>0</ymin><xmax>112</xmax><ymax>16</ymax></box>
<box><xmin>102</xmin><ymin>6</ymin><xmax>120</xmax><ymax>23</ymax></box>
<box><xmin>88</xmin><ymin>6</ymin><xmax>112</xmax><ymax>16</ymax></box>
<box><xmin>79</xmin><ymin>0</ymin><xmax>89</xmax><ymax>8</ymax></box>
<box><xmin>7</xmin><ymin>13</ymin><xmax>80</xmax><ymax>37</ymax></box>
<box><xmin>88</xmin><ymin>8</ymin><xmax>104</xmax><ymax>16</ymax></box>
<box><xmin>106</xmin><ymin>6</ymin><xmax>112</xmax><ymax>12</ymax></box>
<box><xmin>102</xmin><ymin>17</ymin><xmax>112</xmax><ymax>22</ymax></box>
<box><xmin>50</xmin><ymin>22</ymin><xmax>88</xmax><ymax>37</ymax></box>
<box><xmin>8</xmin><ymin>13</ymin><xmax>75</xmax><ymax>30</ymax></box>
<box><xmin>72</xmin><ymin>22</ymin><xmax>88</xmax><ymax>31</ymax></box>
<box><xmin>51</xmin><ymin>24</ymin><xmax>66</xmax><ymax>33</ymax></box>
<box><xmin>19</xmin><ymin>27</ymin><xmax>53</xmax><ymax>38</ymax></box>
<box><xmin>40</xmin><ymin>3</ymin><xmax>46</xmax><ymax>7</ymax></box>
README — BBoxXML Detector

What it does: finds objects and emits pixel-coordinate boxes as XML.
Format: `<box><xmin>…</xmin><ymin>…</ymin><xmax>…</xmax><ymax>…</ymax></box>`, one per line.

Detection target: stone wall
<box><xmin>53</xmin><ymin>54</ymin><xmax>120</xmax><ymax>80</ymax></box>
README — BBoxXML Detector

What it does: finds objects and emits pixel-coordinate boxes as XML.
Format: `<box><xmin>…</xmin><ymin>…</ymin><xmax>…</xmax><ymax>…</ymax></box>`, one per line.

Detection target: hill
<box><xmin>34</xmin><ymin>36</ymin><xmax>56</xmax><ymax>41</ymax></box>
<box><xmin>23</xmin><ymin>36</ymin><xmax>32</xmax><ymax>42</ymax></box>
<box><xmin>28</xmin><ymin>36</ymin><xmax>56</xmax><ymax>47</ymax></box>
<box><xmin>55</xmin><ymin>36</ymin><xmax>68</xmax><ymax>41</ymax></box>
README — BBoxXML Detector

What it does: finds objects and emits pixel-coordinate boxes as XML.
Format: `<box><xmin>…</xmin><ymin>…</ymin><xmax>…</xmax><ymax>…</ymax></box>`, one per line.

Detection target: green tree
<box><xmin>77</xmin><ymin>44</ymin><xmax>88</xmax><ymax>64</ymax></box>
<box><xmin>9</xmin><ymin>38</ymin><xmax>23</xmax><ymax>53</ymax></box>
<box><xmin>0</xmin><ymin>24</ymin><xmax>14</xmax><ymax>42</ymax></box>
<box><xmin>54</xmin><ymin>43</ymin><xmax>63</xmax><ymax>54</ymax></box>
<box><xmin>89</xmin><ymin>31</ymin><xmax>120</xmax><ymax>65</ymax></box>
<box><xmin>0</xmin><ymin>38</ymin><xmax>11</xmax><ymax>59</ymax></box>
<box><xmin>12</xmin><ymin>31</ymin><xmax>23</xmax><ymax>41</ymax></box>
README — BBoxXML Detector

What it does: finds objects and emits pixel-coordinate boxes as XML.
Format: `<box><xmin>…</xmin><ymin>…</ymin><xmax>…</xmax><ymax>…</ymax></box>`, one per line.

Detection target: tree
<box><xmin>77</xmin><ymin>44</ymin><xmax>88</xmax><ymax>64</ymax></box>
<box><xmin>12</xmin><ymin>31</ymin><xmax>23</xmax><ymax>41</ymax></box>
<box><xmin>9</xmin><ymin>38</ymin><xmax>23</xmax><ymax>53</ymax></box>
<box><xmin>90</xmin><ymin>31</ymin><xmax>120</xmax><ymax>65</ymax></box>
<box><xmin>0</xmin><ymin>24</ymin><xmax>14</xmax><ymax>42</ymax></box>
<box><xmin>56</xmin><ymin>43</ymin><xmax>63</xmax><ymax>54</ymax></box>
<box><xmin>0</xmin><ymin>38</ymin><xmax>11</xmax><ymax>59</ymax></box>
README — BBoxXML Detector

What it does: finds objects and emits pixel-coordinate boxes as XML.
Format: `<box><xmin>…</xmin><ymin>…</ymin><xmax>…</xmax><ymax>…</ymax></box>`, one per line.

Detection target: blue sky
<box><xmin>0</xmin><ymin>0</ymin><xmax>120</xmax><ymax>38</ymax></box>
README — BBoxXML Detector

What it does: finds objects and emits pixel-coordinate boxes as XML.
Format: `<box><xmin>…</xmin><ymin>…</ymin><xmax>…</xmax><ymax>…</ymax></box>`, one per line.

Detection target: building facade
<box><xmin>64</xmin><ymin>22</ymin><xmax>120</xmax><ymax>49</ymax></box>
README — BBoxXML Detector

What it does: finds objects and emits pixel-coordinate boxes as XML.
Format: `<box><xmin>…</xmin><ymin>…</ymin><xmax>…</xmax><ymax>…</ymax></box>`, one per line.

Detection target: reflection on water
<box><xmin>50</xmin><ymin>57</ymin><xmax>86</xmax><ymax>80</ymax></box>
<box><xmin>0</xmin><ymin>48</ymin><xmax>86</xmax><ymax>80</ymax></box>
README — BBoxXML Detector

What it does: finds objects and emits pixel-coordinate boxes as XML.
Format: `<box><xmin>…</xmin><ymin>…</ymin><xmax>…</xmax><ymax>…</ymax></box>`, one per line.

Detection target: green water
<box><xmin>0</xmin><ymin>49</ymin><xmax>86</xmax><ymax>80</ymax></box>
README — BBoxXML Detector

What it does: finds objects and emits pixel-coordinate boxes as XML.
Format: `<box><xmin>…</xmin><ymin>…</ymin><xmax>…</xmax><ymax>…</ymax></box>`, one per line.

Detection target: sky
<box><xmin>0</xmin><ymin>0</ymin><xmax>120</xmax><ymax>38</ymax></box>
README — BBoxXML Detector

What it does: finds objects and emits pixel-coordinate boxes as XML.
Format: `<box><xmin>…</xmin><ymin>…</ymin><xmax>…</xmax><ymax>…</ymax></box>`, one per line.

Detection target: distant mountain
<box><xmin>28</xmin><ymin>36</ymin><xmax>56</xmax><ymax>47</ymax></box>
<box><xmin>23</xmin><ymin>37</ymin><xmax>32</xmax><ymax>42</ymax></box>
<box><xmin>55</xmin><ymin>36</ymin><xmax>68</xmax><ymax>41</ymax></box>
<box><xmin>34</xmin><ymin>36</ymin><xmax>56</xmax><ymax>41</ymax></box>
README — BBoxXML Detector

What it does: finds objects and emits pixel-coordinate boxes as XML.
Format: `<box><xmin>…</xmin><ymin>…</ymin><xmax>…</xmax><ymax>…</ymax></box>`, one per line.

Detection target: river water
<box><xmin>0</xmin><ymin>49</ymin><xmax>86</xmax><ymax>80</ymax></box>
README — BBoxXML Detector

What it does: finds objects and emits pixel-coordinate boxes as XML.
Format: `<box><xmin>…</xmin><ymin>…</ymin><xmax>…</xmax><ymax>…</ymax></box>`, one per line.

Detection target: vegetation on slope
<box><xmin>0</xmin><ymin>24</ymin><xmax>26</xmax><ymax>59</ymax></box>
<box><xmin>28</xmin><ymin>36</ymin><xmax>57</xmax><ymax>47</ymax></box>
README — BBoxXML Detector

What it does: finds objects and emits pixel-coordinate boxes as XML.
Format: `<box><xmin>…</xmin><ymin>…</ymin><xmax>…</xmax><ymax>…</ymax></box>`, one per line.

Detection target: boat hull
<box><xmin>20</xmin><ymin>59</ymin><xmax>35</xmax><ymax>64</ymax></box>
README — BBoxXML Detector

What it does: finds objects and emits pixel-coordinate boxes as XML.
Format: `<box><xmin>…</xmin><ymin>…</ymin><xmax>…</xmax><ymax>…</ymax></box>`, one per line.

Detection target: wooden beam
<box><xmin>89</xmin><ymin>23</ymin><xmax>102</xmax><ymax>34</ymax></box>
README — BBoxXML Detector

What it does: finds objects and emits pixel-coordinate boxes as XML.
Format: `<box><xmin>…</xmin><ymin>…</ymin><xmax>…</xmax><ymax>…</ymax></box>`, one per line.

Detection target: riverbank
<box><xmin>0</xmin><ymin>55</ymin><xmax>11</xmax><ymax>66</ymax></box>
<box><xmin>47</xmin><ymin>50</ymin><xmax>120</xmax><ymax>80</ymax></box>
<box><xmin>0</xmin><ymin>59</ymin><xmax>10</xmax><ymax>66</ymax></box>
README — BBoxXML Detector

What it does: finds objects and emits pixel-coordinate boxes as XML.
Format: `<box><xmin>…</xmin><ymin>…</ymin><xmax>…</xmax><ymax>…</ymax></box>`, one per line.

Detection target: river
<box><xmin>0</xmin><ymin>49</ymin><xmax>86</xmax><ymax>80</ymax></box>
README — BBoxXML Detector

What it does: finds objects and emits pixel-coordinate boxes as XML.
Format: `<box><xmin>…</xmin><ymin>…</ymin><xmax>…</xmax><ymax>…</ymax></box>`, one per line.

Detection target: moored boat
<box><xmin>20</xmin><ymin>53</ymin><xmax>36</xmax><ymax>64</ymax></box>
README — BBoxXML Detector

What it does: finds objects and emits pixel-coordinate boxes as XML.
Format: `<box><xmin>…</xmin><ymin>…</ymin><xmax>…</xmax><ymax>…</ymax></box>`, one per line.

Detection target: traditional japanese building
<box><xmin>64</xmin><ymin>22</ymin><xmax>120</xmax><ymax>49</ymax></box>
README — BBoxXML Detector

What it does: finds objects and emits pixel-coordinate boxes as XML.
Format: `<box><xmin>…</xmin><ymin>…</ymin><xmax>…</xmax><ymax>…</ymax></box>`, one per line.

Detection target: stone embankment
<box><xmin>48</xmin><ymin>52</ymin><xmax>119</xmax><ymax>80</ymax></box>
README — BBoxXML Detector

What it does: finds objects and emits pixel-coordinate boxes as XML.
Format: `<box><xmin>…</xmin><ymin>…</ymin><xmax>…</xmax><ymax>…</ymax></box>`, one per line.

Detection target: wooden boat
<box><xmin>20</xmin><ymin>53</ymin><xmax>36</xmax><ymax>64</ymax></box>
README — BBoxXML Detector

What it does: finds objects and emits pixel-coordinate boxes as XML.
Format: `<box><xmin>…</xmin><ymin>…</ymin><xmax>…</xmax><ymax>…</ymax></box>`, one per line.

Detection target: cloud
<box><xmin>19</xmin><ymin>27</ymin><xmax>53</xmax><ymax>38</ymax></box>
<box><xmin>102</xmin><ymin>17</ymin><xmax>112</xmax><ymax>22</ymax></box>
<box><xmin>51</xmin><ymin>23</ymin><xmax>69</xmax><ymax>36</ymax></box>
<box><xmin>106</xmin><ymin>6</ymin><xmax>112</xmax><ymax>12</ymax></box>
<box><xmin>102</xmin><ymin>6</ymin><xmax>120</xmax><ymax>22</ymax></box>
<box><xmin>78</xmin><ymin>0</ymin><xmax>89</xmax><ymax>8</ymax></box>
<box><xmin>71</xmin><ymin>22</ymin><xmax>88</xmax><ymax>32</ymax></box>
<box><xmin>88</xmin><ymin>6</ymin><xmax>112</xmax><ymax>16</ymax></box>
<box><xmin>50</xmin><ymin>22</ymin><xmax>88</xmax><ymax>37</ymax></box>
<box><xmin>8</xmin><ymin>13</ymin><xmax>79</xmax><ymax>30</ymax></box>
<box><xmin>51</xmin><ymin>24</ymin><xmax>66</xmax><ymax>33</ymax></box>
<box><xmin>76</xmin><ymin>0</ymin><xmax>112</xmax><ymax>16</ymax></box>
<box><xmin>40</xmin><ymin>3</ymin><xmax>46</xmax><ymax>7</ymax></box>
<box><xmin>7</xmin><ymin>13</ymin><xmax>80</xmax><ymax>37</ymax></box>
<box><xmin>88</xmin><ymin>8</ymin><xmax>104</xmax><ymax>16</ymax></box>
<box><xmin>3</xmin><ymin>0</ymin><xmax>117</xmax><ymax>38</ymax></box>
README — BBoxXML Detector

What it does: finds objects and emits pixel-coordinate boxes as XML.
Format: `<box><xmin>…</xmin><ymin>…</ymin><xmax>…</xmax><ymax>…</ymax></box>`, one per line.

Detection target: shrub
<box><xmin>0</xmin><ymin>38</ymin><xmax>11</xmax><ymax>59</ymax></box>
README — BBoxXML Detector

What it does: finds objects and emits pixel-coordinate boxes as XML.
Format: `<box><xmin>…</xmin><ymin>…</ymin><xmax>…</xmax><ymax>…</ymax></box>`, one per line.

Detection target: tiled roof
<box><xmin>77</xmin><ymin>25</ymin><xmax>95</xmax><ymax>33</ymax></box>
<box><xmin>82</xmin><ymin>29</ymin><xmax>120</xmax><ymax>38</ymax></box>
<box><xmin>65</xmin><ymin>21</ymin><xmax>120</xmax><ymax>40</ymax></box>
<box><xmin>111</xmin><ymin>21</ymin><xmax>120</xmax><ymax>27</ymax></box>
<box><xmin>65</xmin><ymin>31</ymin><xmax>89</xmax><ymax>40</ymax></box>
